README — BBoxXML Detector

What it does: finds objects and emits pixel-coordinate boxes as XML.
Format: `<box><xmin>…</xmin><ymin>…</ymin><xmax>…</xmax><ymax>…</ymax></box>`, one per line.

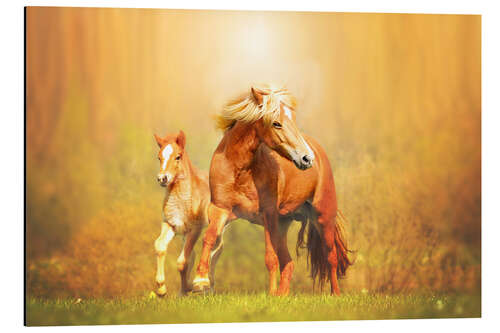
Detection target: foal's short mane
<box><xmin>216</xmin><ymin>84</ymin><xmax>297</xmax><ymax>131</ymax></box>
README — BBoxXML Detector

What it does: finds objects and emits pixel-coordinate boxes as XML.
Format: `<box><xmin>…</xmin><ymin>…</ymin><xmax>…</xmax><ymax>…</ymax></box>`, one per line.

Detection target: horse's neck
<box><xmin>165</xmin><ymin>155</ymin><xmax>194</xmax><ymax>198</ymax></box>
<box><xmin>224</xmin><ymin>122</ymin><xmax>260</xmax><ymax>170</ymax></box>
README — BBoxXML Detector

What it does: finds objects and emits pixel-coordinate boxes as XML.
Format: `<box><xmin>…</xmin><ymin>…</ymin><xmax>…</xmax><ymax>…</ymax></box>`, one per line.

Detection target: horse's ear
<box><xmin>154</xmin><ymin>134</ymin><xmax>163</xmax><ymax>148</ymax></box>
<box><xmin>251</xmin><ymin>87</ymin><xmax>267</xmax><ymax>106</ymax></box>
<box><xmin>176</xmin><ymin>130</ymin><xmax>186</xmax><ymax>150</ymax></box>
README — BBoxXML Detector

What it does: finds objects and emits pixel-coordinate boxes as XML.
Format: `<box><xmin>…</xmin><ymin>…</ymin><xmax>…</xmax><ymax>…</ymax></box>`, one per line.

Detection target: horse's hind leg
<box><xmin>177</xmin><ymin>227</ymin><xmax>201</xmax><ymax>295</ymax></box>
<box><xmin>312</xmin><ymin>194</ymin><xmax>342</xmax><ymax>295</ymax></box>
<box><xmin>154</xmin><ymin>222</ymin><xmax>175</xmax><ymax>296</ymax></box>
<box><xmin>306</xmin><ymin>149</ymin><xmax>351</xmax><ymax>295</ymax></box>
<box><xmin>276</xmin><ymin>218</ymin><xmax>294</xmax><ymax>296</ymax></box>
<box><xmin>319</xmin><ymin>216</ymin><xmax>340</xmax><ymax>295</ymax></box>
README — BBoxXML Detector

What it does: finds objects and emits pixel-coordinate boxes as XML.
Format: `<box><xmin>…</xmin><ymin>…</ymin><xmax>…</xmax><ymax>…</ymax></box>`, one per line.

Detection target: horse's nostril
<box><xmin>302</xmin><ymin>155</ymin><xmax>311</xmax><ymax>164</ymax></box>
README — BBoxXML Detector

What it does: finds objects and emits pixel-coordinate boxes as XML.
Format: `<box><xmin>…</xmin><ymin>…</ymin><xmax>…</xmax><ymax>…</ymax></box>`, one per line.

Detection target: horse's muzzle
<box><xmin>301</xmin><ymin>154</ymin><xmax>313</xmax><ymax>168</ymax></box>
<box><xmin>292</xmin><ymin>153</ymin><xmax>314</xmax><ymax>170</ymax></box>
<box><xmin>157</xmin><ymin>173</ymin><xmax>170</xmax><ymax>187</ymax></box>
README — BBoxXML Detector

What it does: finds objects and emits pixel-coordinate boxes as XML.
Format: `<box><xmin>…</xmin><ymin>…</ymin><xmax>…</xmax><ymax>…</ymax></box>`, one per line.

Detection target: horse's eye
<box><xmin>273</xmin><ymin>122</ymin><xmax>282</xmax><ymax>129</ymax></box>
<box><xmin>175</xmin><ymin>155</ymin><xmax>181</xmax><ymax>160</ymax></box>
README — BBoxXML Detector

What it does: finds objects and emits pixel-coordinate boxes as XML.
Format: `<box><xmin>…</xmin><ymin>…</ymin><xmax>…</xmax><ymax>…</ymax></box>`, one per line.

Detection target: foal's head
<box><xmin>251</xmin><ymin>87</ymin><xmax>315</xmax><ymax>170</ymax></box>
<box><xmin>153</xmin><ymin>131</ymin><xmax>186</xmax><ymax>187</ymax></box>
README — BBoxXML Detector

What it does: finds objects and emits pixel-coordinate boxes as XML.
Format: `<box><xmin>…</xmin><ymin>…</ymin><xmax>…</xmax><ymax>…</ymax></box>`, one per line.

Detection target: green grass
<box><xmin>26</xmin><ymin>292</ymin><xmax>480</xmax><ymax>326</ymax></box>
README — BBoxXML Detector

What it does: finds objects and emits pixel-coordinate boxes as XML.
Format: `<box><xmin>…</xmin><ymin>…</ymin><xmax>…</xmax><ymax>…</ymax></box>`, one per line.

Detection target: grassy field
<box><xmin>26</xmin><ymin>292</ymin><xmax>480</xmax><ymax>326</ymax></box>
<box><xmin>25</xmin><ymin>9</ymin><xmax>481</xmax><ymax>326</ymax></box>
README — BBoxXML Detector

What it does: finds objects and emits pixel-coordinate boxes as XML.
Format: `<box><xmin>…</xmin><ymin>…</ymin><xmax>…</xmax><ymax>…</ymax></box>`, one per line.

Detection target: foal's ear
<box><xmin>176</xmin><ymin>130</ymin><xmax>186</xmax><ymax>150</ymax></box>
<box><xmin>251</xmin><ymin>87</ymin><xmax>268</xmax><ymax>106</ymax></box>
<box><xmin>154</xmin><ymin>134</ymin><xmax>163</xmax><ymax>148</ymax></box>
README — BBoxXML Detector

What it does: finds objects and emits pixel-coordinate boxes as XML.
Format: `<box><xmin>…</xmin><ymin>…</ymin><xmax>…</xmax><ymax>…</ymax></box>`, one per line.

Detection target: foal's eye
<box><xmin>175</xmin><ymin>155</ymin><xmax>181</xmax><ymax>160</ymax></box>
<box><xmin>273</xmin><ymin>122</ymin><xmax>282</xmax><ymax>129</ymax></box>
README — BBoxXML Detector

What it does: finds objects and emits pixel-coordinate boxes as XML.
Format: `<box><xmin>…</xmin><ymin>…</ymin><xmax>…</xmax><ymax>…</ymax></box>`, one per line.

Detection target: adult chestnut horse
<box><xmin>192</xmin><ymin>85</ymin><xmax>351</xmax><ymax>295</ymax></box>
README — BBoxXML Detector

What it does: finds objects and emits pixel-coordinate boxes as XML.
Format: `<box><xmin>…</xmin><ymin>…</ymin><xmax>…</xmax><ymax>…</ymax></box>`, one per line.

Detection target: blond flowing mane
<box><xmin>216</xmin><ymin>84</ymin><xmax>297</xmax><ymax>130</ymax></box>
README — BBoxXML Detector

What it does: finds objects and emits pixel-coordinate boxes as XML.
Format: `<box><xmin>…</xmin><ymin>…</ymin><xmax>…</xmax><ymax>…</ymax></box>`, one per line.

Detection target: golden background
<box><xmin>26</xmin><ymin>8</ymin><xmax>480</xmax><ymax>297</ymax></box>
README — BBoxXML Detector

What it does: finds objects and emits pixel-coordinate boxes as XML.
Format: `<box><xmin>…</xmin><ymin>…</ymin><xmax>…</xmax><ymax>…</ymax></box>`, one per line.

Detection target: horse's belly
<box><xmin>278</xmin><ymin>172</ymin><xmax>317</xmax><ymax>215</ymax></box>
<box><xmin>278</xmin><ymin>184</ymin><xmax>315</xmax><ymax>216</ymax></box>
<box><xmin>233</xmin><ymin>205</ymin><xmax>263</xmax><ymax>226</ymax></box>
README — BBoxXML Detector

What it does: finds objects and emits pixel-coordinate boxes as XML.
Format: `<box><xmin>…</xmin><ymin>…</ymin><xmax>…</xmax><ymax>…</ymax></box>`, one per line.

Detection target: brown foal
<box><xmin>153</xmin><ymin>131</ymin><xmax>222</xmax><ymax>296</ymax></box>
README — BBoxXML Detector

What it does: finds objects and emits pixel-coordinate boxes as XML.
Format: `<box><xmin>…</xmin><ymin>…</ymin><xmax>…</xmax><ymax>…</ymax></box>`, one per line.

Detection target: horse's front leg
<box><xmin>192</xmin><ymin>204</ymin><xmax>230</xmax><ymax>293</ymax></box>
<box><xmin>277</xmin><ymin>218</ymin><xmax>294</xmax><ymax>296</ymax></box>
<box><xmin>263</xmin><ymin>211</ymin><xmax>280</xmax><ymax>296</ymax></box>
<box><xmin>209</xmin><ymin>223</ymin><xmax>230</xmax><ymax>290</ymax></box>
<box><xmin>154</xmin><ymin>222</ymin><xmax>175</xmax><ymax>296</ymax></box>
<box><xmin>177</xmin><ymin>227</ymin><xmax>201</xmax><ymax>295</ymax></box>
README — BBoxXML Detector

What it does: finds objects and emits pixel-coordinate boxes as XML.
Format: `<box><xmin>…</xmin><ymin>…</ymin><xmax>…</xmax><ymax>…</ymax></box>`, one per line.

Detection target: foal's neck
<box><xmin>225</xmin><ymin>122</ymin><xmax>261</xmax><ymax>170</ymax></box>
<box><xmin>168</xmin><ymin>154</ymin><xmax>195</xmax><ymax>194</ymax></box>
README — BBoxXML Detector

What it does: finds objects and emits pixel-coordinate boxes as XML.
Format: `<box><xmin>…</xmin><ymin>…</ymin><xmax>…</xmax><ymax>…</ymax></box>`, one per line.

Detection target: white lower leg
<box><xmin>155</xmin><ymin>223</ymin><xmax>174</xmax><ymax>295</ymax></box>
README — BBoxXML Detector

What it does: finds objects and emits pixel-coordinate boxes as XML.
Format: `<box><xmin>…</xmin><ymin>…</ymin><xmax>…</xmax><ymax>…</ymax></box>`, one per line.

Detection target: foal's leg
<box><xmin>177</xmin><ymin>227</ymin><xmax>201</xmax><ymax>295</ymax></box>
<box><xmin>154</xmin><ymin>222</ymin><xmax>175</xmax><ymax>296</ymax></box>
<box><xmin>263</xmin><ymin>211</ymin><xmax>280</xmax><ymax>296</ymax></box>
<box><xmin>276</xmin><ymin>218</ymin><xmax>294</xmax><ymax>296</ymax></box>
<box><xmin>193</xmin><ymin>204</ymin><xmax>231</xmax><ymax>292</ymax></box>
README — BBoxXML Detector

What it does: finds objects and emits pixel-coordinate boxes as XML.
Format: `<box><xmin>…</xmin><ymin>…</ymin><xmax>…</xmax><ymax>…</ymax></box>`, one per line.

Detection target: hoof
<box><xmin>191</xmin><ymin>286</ymin><xmax>212</xmax><ymax>295</ymax></box>
<box><xmin>156</xmin><ymin>284</ymin><xmax>167</xmax><ymax>297</ymax></box>
<box><xmin>191</xmin><ymin>277</ymin><xmax>211</xmax><ymax>294</ymax></box>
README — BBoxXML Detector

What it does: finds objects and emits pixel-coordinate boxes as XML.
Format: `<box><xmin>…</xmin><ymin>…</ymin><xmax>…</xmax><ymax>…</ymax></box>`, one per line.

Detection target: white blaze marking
<box><xmin>283</xmin><ymin>105</ymin><xmax>292</xmax><ymax>120</ymax></box>
<box><xmin>161</xmin><ymin>144</ymin><xmax>173</xmax><ymax>170</ymax></box>
<box><xmin>301</xmin><ymin>137</ymin><xmax>315</xmax><ymax>160</ymax></box>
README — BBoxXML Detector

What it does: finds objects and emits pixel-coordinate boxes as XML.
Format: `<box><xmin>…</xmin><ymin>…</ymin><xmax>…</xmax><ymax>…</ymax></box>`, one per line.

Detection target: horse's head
<box><xmin>252</xmin><ymin>87</ymin><xmax>315</xmax><ymax>170</ymax></box>
<box><xmin>153</xmin><ymin>130</ymin><xmax>186</xmax><ymax>187</ymax></box>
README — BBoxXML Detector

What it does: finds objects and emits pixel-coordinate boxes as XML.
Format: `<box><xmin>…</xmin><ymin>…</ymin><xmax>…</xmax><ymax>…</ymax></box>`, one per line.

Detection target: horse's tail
<box><xmin>333</xmin><ymin>209</ymin><xmax>353</xmax><ymax>278</ymax></box>
<box><xmin>296</xmin><ymin>206</ymin><xmax>352</xmax><ymax>289</ymax></box>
